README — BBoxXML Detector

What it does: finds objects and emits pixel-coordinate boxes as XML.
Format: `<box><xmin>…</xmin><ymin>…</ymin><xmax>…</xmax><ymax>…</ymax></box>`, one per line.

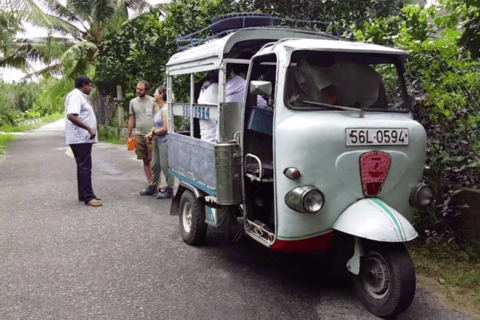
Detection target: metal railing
<box><xmin>174</xmin><ymin>16</ymin><xmax>348</xmax><ymax>51</ymax></box>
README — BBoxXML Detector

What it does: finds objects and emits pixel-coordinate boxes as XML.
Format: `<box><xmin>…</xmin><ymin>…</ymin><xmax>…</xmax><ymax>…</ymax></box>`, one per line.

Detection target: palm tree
<box><xmin>0</xmin><ymin>0</ymin><xmax>150</xmax><ymax>81</ymax></box>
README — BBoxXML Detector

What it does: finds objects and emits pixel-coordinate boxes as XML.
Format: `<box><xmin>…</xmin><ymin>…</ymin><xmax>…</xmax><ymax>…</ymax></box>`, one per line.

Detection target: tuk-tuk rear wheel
<box><xmin>179</xmin><ymin>190</ymin><xmax>207</xmax><ymax>246</ymax></box>
<box><xmin>354</xmin><ymin>242</ymin><xmax>416</xmax><ymax>318</ymax></box>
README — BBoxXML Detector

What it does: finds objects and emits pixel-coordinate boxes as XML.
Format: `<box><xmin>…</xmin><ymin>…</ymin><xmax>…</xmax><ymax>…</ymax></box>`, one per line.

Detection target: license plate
<box><xmin>346</xmin><ymin>128</ymin><xmax>409</xmax><ymax>146</ymax></box>
<box><xmin>182</xmin><ymin>105</ymin><xmax>210</xmax><ymax>120</ymax></box>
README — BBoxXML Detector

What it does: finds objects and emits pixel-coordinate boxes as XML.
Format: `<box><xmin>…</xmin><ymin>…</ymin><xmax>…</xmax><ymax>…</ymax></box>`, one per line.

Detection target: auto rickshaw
<box><xmin>165</xmin><ymin>14</ymin><xmax>433</xmax><ymax>318</ymax></box>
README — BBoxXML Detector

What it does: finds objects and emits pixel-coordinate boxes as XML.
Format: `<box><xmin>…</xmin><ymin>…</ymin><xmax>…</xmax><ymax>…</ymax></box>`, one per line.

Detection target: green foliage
<box><xmin>0</xmin><ymin>76</ymin><xmax>70</xmax><ymax>128</ymax></box>
<box><xmin>96</xmin><ymin>8</ymin><xmax>169</xmax><ymax>94</ymax></box>
<box><xmin>0</xmin><ymin>81</ymin><xmax>40</xmax><ymax>126</ymax></box>
<box><xmin>440</xmin><ymin>0</ymin><xmax>480</xmax><ymax>59</ymax></box>
<box><xmin>33</xmin><ymin>76</ymin><xmax>73</xmax><ymax>117</ymax></box>
<box><xmin>96</xmin><ymin>0</ymin><xmax>237</xmax><ymax>102</ymax></box>
<box><xmin>355</xmin><ymin>5</ymin><xmax>437</xmax><ymax>45</ymax></box>
<box><xmin>98</xmin><ymin>125</ymin><xmax>125</xmax><ymax>144</ymax></box>
<box><xmin>239</xmin><ymin>0</ymin><xmax>411</xmax><ymax>28</ymax></box>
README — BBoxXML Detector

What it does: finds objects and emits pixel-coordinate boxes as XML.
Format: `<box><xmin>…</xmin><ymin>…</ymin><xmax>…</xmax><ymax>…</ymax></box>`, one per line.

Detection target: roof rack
<box><xmin>174</xmin><ymin>15</ymin><xmax>351</xmax><ymax>51</ymax></box>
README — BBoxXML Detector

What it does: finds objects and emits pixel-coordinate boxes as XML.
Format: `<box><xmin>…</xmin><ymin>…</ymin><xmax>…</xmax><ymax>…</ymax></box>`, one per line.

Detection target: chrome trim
<box><xmin>409</xmin><ymin>182</ymin><xmax>433</xmax><ymax>207</ymax></box>
<box><xmin>285</xmin><ymin>185</ymin><xmax>325</xmax><ymax>213</ymax></box>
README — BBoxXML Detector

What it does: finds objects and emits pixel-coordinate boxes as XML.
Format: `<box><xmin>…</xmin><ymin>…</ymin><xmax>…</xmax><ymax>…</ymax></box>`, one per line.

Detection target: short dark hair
<box><xmin>75</xmin><ymin>76</ymin><xmax>92</xmax><ymax>89</ymax></box>
<box><xmin>231</xmin><ymin>64</ymin><xmax>248</xmax><ymax>76</ymax></box>
<box><xmin>138</xmin><ymin>80</ymin><xmax>150</xmax><ymax>91</ymax></box>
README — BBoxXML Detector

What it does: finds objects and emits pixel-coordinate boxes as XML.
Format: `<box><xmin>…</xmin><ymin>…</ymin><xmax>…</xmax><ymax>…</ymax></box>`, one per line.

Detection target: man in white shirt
<box><xmin>65</xmin><ymin>75</ymin><xmax>101</xmax><ymax>207</ymax></box>
<box><xmin>226</xmin><ymin>64</ymin><xmax>270</xmax><ymax>111</ymax></box>
<box><xmin>198</xmin><ymin>71</ymin><xmax>219</xmax><ymax>143</ymax></box>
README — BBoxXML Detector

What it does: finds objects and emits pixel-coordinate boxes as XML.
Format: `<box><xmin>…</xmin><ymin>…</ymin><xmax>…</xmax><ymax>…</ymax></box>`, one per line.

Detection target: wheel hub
<box><xmin>182</xmin><ymin>202</ymin><xmax>192</xmax><ymax>233</ymax></box>
<box><xmin>363</xmin><ymin>253</ymin><xmax>390</xmax><ymax>298</ymax></box>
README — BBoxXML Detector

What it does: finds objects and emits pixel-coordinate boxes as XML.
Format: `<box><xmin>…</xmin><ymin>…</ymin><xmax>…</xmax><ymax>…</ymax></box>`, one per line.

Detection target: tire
<box><xmin>354</xmin><ymin>241</ymin><xmax>416</xmax><ymax>318</ymax></box>
<box><xmin>210</xmin><ymin>12</ymin><xmax>274</xmax><ymax>36</ymax></box>
<box><xmin>179</xmin><ymin>190</ymin><xmax>207</xmax><ymax>246</ymax></box>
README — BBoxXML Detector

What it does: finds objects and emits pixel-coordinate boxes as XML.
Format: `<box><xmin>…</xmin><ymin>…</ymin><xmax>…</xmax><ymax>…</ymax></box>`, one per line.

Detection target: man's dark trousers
<box><xmin>70</xmin><ymin>143</ymin><xmax>95</xmax><ymax>203</ymax></box>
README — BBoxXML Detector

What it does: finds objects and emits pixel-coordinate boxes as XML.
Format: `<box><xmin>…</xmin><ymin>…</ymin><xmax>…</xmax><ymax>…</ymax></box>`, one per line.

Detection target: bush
<box><xmin>0</xmin><ymin>82</ymin><xmax>40</xmax><ymax>126</ymax></box>
<box><xmin>0</xmin><ymin>77</ymin><xmax>68</xmax><ymax>128</ymax></box>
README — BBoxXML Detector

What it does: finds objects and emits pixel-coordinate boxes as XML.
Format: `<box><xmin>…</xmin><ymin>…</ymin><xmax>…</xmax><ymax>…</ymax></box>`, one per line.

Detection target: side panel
<box><xmin>168</xmin><ymin>133</ymin><xmax>216</xmax><ymax>188</ymax></box>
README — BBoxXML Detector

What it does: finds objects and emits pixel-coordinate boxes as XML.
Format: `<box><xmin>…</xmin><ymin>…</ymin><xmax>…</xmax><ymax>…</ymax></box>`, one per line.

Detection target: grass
<box><xmin>40</xmin><ymin>112</ymin><xmax>64</xmax><ymax>123</ymax></box>
<box><xmin>409</xmin><ymin>240</ymin><xmax>480</xmax><ymax>318</ymax></box>
<box><xmin>0</xmin><ymin>112</ymin><xmax>64</xmax><ymax>133</ymax></box>
<box><xmin>0</xmin><ymin>133</ymin><xmax>18</xmax><ymax>155</ymax></box>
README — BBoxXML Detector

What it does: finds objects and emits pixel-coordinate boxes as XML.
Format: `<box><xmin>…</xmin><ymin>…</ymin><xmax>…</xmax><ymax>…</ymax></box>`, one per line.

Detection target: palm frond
<box><xmin>102</xmin><ymin>14</ymin><xmax>128</xmax><ymax>35</ymax></box>
<box><xmin>38</xmin><ymin>0</ymin><xmax>82</xmax><ymax>24</ymax></box>
<box><xmin>15</xmin><ymin>36</ymin><xmax>76</xmax><ymax>47</ymax></box>
<box><xmin>60</xmin><ymin>41</ymin><xmax>97</xmax><ymax>73</ymax></box>
<box><xmin>21</xmin><ymin>5</ymin><xmax>85</xmax><ymax>38</ymax></box>
<box><xmin>66</xmin><ymin>0</ymin><xmax>115</xmax><ymax>25</ymax></box>
<box><xmin>0</xmin><ymin>10</ymin><xmax>24</xmax><ymax>34</ymax></box>
<box><xmin>12</xmin><ymin>0</ymin><xmax>60</xmax><ymax>30</ymax></box>
<box><xmin>119</xmin><ymin>0</ymin><xmax>151</xmax><ymax>16</ymax></box>
<box><xmin>0</xmin><ymin>52</ymin><xmax>31</xmax><ymax>72</ymax></box>
<box><xmin>2</xmin><ymin>0</ymin><xmax>31</xmax><ymax>16</ymax></box>
<box><xmin>23</xmin><ymin>62</ymin><xmax>62</xmax><ymax>79</ymax></box>
<box><xmin>3</xmin><ymin>36</ymin><xmax>74</xmax><ymax>68</ymax></box>
<box><xmin>42</xmin><ymin>14</ymin><xmax>87</xmax><ymax>39</ymax></box>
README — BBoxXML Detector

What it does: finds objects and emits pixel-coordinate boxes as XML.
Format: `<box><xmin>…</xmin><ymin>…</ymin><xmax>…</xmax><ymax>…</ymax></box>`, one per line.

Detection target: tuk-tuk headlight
<box><xmin>410</xmin><ymin>182</ymin><xmax>433</xmax><ymax>207</ymax></box>
<box><xmin>285</xmin><ymin>186</ymin><xmax>325</xmax><ymax>214</ymax></box>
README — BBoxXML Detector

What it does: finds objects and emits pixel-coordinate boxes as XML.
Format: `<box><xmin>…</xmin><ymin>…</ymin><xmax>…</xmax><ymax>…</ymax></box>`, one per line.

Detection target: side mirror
<box><xmin>250</xmin><ymin>80</ymin><xmax>272</xmax><ymax>96</ymax></box>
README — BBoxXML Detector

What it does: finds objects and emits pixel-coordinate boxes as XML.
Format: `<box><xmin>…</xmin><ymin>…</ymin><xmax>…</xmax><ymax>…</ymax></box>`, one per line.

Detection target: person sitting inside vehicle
<box><xmin>197</xmin><ymin>70</ymin><xmax>219</xmax><ymax>143</ymax></box>
<box><xmin>288</xmin><ymin>52</ymin><xmax>387</xmax><ymax>109</ymax></box>
<box><xmin>227</xmin><ymin>64</ymin><xmax>271</xmax><ymax>111</ymax></box>
<box><xmin>198</xmin><ymin>65</ymin><xmax>270</xmax><ymax>142</ymax></box>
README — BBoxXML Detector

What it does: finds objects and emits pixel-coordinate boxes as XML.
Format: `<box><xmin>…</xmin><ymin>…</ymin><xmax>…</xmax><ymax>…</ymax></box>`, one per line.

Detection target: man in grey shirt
<box><xmin>65</xmin><ymin>75</ymin><xmax>102</xmax><ymax>207</ymax></box>
<box><xmin>127</xmin><ymin>80</ymin><xmax>158</xmax><ymax>195</ymax></box>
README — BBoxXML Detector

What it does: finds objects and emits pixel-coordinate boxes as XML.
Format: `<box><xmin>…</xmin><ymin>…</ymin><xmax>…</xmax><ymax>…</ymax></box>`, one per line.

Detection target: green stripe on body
<box><xmin>370</xmin><ymin>198</ymin><xmax>406</xmax><ymax>241</ymax></box>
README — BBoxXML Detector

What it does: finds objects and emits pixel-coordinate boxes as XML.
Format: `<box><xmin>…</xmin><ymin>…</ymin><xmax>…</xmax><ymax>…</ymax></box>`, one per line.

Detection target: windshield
<box><xmin>285</xmin><ymin>50</ymin><xmax>410</xmax><ymax>112</ymax></box>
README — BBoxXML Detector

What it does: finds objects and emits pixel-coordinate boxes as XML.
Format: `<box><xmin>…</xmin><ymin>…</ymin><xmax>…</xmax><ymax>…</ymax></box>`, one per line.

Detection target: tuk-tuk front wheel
<box><xmin>354</xmin><ymin>242</ymin><xmax>416</xmax><ymax>318</ymax></box>
<box><xmin>179</xmin><ymin>190</ymin><xmax>207</xmax><ymax>246</ymax></box>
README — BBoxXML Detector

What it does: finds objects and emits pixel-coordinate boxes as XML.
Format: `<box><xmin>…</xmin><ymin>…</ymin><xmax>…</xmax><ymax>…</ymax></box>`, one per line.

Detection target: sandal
<box><xmin>79</xmin><ymin>197</ymin><xmax>101</xmax><ymax>201</ymax></box>
<box><xmin>86</xmin><ymin>199</ymin><xmax>102</xmax><ymax>207</ymax></box>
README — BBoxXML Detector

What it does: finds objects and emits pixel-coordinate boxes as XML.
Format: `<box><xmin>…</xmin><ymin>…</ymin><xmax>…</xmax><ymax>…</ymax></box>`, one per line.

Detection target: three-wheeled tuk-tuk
<box><xmin>165</xmin><ymin>15</ymin><xmax>433</xmax><ymax>318</ymax></box>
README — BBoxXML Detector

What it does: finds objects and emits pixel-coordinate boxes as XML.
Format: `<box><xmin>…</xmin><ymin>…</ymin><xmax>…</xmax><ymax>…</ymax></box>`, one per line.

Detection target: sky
<box><xmin>0</xmin><ymin>0</ymin><xmax>171</xmax><ymax>83</ymax></box>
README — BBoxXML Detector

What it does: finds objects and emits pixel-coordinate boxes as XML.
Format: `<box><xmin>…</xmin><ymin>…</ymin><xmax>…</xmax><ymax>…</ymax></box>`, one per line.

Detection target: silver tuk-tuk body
<box><xmin>165</xmin><ymin>25</ymin><xmax>432</xmax><ymax>318</ymax></box>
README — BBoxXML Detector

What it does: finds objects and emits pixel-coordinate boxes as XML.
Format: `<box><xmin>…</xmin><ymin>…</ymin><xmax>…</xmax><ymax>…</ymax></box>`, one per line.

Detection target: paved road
<box><xmin>0</xmin><ymin>120</ymin><xmax>476</xmax><ymax>320</ymax></box>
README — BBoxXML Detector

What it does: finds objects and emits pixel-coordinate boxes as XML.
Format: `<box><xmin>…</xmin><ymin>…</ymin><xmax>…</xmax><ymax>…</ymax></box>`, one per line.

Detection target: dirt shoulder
<box><xmin>411</xmin><ymin>246</ymin><xmax>480</xmax><ymax>319</ymax></box>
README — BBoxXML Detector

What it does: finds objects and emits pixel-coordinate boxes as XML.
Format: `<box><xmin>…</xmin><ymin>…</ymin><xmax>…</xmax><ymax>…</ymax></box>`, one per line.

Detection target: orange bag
<box><xmin>127</xmin><ymin>137</ymin><xmax>136</xmax><ymax>151</ymax></box>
